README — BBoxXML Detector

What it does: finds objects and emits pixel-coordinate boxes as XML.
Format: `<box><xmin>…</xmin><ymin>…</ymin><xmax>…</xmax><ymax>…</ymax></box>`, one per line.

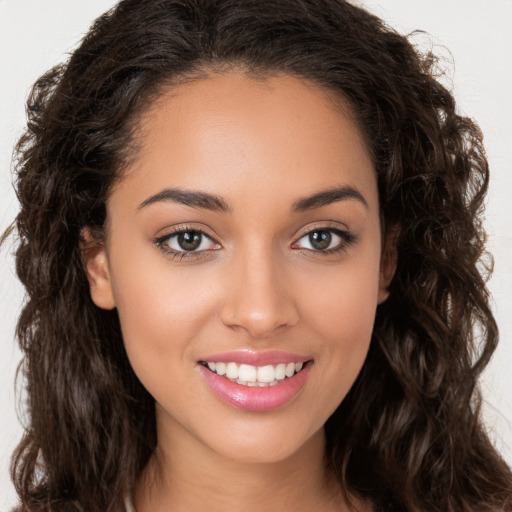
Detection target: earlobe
<box><xmin>378</xmin><ymin>225</ymin><xmax>399</xmax><ymax>304</ymax></box>
<box><xmin>81</xmin><ymin>228</ymin><xmax>116</xmax><ymax>310</ymax></box>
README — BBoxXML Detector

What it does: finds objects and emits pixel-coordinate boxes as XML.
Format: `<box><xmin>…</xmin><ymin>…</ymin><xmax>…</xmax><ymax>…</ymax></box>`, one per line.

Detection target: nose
<box><xmin>220</xmin><ymin>245</ymin><xmax>299</xmax><ymax>339</ymax></box>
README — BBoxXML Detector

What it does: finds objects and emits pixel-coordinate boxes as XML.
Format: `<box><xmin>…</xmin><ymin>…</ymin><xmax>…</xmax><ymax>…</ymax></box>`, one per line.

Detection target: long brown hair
<box><xmin>6</xmin><ymin>0</ymin><xmax>512</xmax><ymax>510</ymax></box>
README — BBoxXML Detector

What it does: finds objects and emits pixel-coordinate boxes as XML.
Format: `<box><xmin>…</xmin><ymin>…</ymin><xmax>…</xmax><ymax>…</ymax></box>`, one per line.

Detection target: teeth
<box><xmin>258</xmin><ymin>365</ymin><xmax>275</xmax><ymax>383</ymax></box>
<box><xmin>275</xmin><ymin>363</ymin><xmax>286</xmax><ymax>380</ymax></box>
<box><xmin>226</xmin><ymin>362</ymin><xmax>238</xmax><ymax>379</ymax></box>
<box><xmin>203</xmin><ymin>360</ymin><xmax>306</xmax><ymax>386</ymax></box>
<box><xmin>238</xmin><ymin>364</ymin><xmax>257</xmax><ymax>383</ymax></box>
<box><xmin>216</xmin><ymin>362</ymin><xmax>226</xmax><ymax>376</ymax></box>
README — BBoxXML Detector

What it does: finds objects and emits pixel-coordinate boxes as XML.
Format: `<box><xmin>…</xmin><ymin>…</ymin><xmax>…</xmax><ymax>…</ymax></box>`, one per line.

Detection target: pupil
<box><xmin>309</xmin><ymin>230</ymin><xmax>331</xmax><ymax>250</ymax></box>
<box><xmin>178</xmin><ymin>231</ymin><xmax>202</xmax><ymax>251</ymax></box>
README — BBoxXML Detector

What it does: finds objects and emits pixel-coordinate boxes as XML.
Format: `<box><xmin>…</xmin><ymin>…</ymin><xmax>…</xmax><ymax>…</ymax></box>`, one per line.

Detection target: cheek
<box><xmin>301</xmin><ymin>247</ymin><xmax>381</xmax><ymax>342</ymax></box>
<box><xmin>110</xmin><ymin>268</ymin><xmax>227</xmax><ymax>421</ymax></box>
<box><xmin>307</xmin><ymin>274</ymin><xmax>377</xmax><ymax>369</ymax></box>
<box><xmin>297</xmin><ymin>246</ymin><xmax>381</xmax><ymax>406</ymax></box>
<box><xmin>108</xmin><ymin>246</ymin><xmax>219</xmax><ymax>384</ymax></box>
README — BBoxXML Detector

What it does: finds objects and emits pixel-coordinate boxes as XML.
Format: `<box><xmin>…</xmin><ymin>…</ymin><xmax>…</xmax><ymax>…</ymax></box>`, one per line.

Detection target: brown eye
<box><xmin>158</xmin><ymin>229</ymin><xmax>219</xmax><ymax>254</ymax></box>
<box><xmin>308</xmin><ymin>230</ymin><xmax>332</xmax><ymax>250</ymax></box>
<box><xmin>293</xmin><ymin>227</ymin><xmax>356</xmax><ymax>253</ymax></box>
<box><xmin>177</xmin><ymin>231</ymin><xmax>203</xmax><ymax>251</ymax></box>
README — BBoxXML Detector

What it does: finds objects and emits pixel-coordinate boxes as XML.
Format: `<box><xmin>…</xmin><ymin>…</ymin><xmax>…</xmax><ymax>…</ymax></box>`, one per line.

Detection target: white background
<box><xmin>1</xmin><ymin>1</ymin><xmax>511</xmax><ymax>509</ymax></box>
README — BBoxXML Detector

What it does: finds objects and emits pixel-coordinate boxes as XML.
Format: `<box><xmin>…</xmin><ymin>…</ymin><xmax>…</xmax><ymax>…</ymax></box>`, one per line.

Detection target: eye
<box><xmin>292</xmin><ymin>228</ymin><xmax>356</xmax><ymax>253</ymax></box>
<box><xmin>155</xmin><ymin>229</ymin><xmax>220</xmax><ymax>256</ymax></box>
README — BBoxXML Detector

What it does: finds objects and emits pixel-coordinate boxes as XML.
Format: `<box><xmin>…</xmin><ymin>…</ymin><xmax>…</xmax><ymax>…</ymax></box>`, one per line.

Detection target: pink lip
<box><xmin>200</xmin><ymin>350</ymin><xmax>311</xmax><ymax>366</ymax></box>
<box><xmin>197</xmin><ymin>360</ymin><xmax>312</xmax><ymax>412</ymax></box>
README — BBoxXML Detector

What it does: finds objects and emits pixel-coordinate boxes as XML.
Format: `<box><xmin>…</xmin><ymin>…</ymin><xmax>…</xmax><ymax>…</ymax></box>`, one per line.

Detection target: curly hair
<box><xmin>6</xmin><ymin>0</ymin><xmax>512</xmax><ymax>511</ymax></box>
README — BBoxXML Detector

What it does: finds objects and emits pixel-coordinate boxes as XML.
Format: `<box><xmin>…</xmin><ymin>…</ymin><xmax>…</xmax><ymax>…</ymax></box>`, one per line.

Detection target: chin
<box><xmin>204</xmin><ymin>421</ymin><xmax>325</xmax><ymax>466</ymax></box>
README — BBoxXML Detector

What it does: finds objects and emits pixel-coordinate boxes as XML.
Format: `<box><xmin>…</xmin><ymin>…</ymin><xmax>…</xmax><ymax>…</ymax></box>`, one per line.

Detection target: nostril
<box><xmin>220</xmin><ymin>307</ymin><xmax>299</xmax><ymax>339</ymax></box>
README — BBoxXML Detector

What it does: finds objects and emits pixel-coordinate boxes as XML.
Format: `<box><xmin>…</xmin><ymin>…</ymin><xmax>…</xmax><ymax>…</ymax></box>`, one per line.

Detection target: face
<box><xmin>85</xmin><ymin>72</ymin><xmax>393</xmax><ymax>464</ymax></box>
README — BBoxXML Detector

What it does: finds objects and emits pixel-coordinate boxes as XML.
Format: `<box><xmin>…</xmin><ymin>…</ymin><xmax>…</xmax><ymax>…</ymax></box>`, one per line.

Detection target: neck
<box><xmin>134</xmin><ymin>420</ymin><xmax>351</xmax><ymax>512</ymax></box>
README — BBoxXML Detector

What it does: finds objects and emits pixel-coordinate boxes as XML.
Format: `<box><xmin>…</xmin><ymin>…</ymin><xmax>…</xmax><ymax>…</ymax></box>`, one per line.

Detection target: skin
<box><xmin>85</xmin><ymin>72</ymin><xmax>395</xmax><ymax>511</ymax></box>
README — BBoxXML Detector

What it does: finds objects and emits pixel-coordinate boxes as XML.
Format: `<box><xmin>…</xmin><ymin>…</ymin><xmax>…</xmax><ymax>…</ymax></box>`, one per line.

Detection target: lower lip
<box><xmin>198</xmin><ymin>363</ymin><xmax>312</xmax><ymax>412</ymax></box>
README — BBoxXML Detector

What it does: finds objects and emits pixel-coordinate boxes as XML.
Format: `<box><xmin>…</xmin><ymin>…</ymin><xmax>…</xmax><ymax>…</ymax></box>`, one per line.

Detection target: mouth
<box><xmin>197</xmin><ymin>354</ymin><xmax>313</xmax><ymax>412</ymax></box>
<box><xmin>199</xmin><ymin>360</ymin><xmax>310</xmax><ymax>387</ymax></box>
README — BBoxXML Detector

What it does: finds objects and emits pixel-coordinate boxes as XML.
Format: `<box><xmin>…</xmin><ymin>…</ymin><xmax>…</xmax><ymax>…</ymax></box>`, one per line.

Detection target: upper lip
<box><xmin>199</xmin><ymin>350</ymin><xmax>312</xmax><ymax>366</ymax></box>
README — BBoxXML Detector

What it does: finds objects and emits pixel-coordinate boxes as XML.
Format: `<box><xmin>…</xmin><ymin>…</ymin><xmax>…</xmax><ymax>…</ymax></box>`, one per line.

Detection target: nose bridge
<box><xmin>220</xmin><ymin>240</ymin><xmax>299</xmax><ymax>338</ymax></box>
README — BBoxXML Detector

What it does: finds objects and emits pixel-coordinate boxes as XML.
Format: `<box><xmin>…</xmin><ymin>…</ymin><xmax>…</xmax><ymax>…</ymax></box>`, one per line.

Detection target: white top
<box><xmin>124</xmin><ymin>493</ymin><xmax>136</xmax><ymax>512</ymax></box>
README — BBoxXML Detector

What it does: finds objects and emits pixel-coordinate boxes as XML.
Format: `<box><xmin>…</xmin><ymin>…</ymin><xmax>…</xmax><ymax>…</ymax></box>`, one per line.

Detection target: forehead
<box><xmin>113</xmin><ymin>72</ymin><xmax>377</xmax><ymax>212</ymax></box>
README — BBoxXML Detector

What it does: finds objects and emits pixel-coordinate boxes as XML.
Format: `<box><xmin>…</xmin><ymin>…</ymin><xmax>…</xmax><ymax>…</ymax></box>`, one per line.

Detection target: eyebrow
<box><xmin>292</xmin><ymin>185</ymin><xmax>368</xmax><ymax>211</ymax></box>
<box><xmin>138</xmin><ymin>188</ymin><xmax>231</xmax><ymax>212</ymax></box>
<box><xmin>138</xmin><ymin>184</ymin><xmax>368</xmax><ymax>213</ymax></box>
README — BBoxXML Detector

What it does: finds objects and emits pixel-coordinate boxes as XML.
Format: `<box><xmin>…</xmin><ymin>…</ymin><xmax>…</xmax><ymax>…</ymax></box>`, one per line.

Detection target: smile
<box><xmin>201</xmin><ymin>361</ymin><xmax>305</xmax><ymax>387</ymax></box>
<box><xmin>197</xmin><ymin>353</ymin><xmax>313</xmax><ymax>412</ymax></box>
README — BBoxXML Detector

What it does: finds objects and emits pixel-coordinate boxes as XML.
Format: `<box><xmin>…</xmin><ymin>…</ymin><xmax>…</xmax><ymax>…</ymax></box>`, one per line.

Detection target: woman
<box><xmin>3</xmin><ymin>0</ymin><xmax>512</xmax><ymax>510</ymax></box>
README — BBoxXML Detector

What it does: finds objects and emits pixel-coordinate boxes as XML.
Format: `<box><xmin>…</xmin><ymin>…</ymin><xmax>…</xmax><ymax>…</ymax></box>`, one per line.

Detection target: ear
<box><xmin>378</xmin><ymin>225</ymin><xmax>399</xmax><ymax>304</ymax></box>
<box><xmin>80</xmin><ymin>227</ymin><xmax>116</xmax><ymax>310</ymax></box>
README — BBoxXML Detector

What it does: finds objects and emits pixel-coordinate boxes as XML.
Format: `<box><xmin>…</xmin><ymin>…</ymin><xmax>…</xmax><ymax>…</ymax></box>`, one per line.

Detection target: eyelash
<box><xmin>292</xmin><ymin>226</ymin><xmax>357</xmax><ymax>255</ymax></box>
<box><xmin>154</xmin><ymin>225</ymin><xmax>219</xmax><ymax>261</ymax></box>
<box><xmin>154</xmin><ymin>225</ymin><xmax>357</xmax><ymax>260</ymax></box>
